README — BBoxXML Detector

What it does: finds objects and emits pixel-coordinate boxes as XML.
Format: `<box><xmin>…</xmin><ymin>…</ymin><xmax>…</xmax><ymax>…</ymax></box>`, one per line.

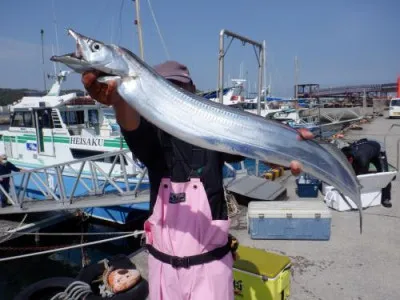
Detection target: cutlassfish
<box><xmin>51</xmin><ymin>29</ymin><xmax>364</xmax><ymax>232</ymax></box>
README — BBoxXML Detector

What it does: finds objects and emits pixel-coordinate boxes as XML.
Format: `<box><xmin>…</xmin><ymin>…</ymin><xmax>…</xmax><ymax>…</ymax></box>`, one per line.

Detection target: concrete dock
<box><xmin>130</xmin><ymin>111</ymin><xmax>400</xmax><ymax>300</ymax></box>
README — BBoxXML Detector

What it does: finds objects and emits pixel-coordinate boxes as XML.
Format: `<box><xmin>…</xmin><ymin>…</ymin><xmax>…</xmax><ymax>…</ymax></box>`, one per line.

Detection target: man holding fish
<box><xmin>81</xmin><ymin>61</ymin><xmax>312</xmax><ymax>299</ymax></box>
<box><xmin>51</xmin><ymin>29</ymin><xmax>363</xmax><ymax>299</ymax></box>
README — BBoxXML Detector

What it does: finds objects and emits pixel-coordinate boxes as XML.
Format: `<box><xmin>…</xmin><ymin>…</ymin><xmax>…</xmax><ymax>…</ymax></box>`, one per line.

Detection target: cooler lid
<box><xmin>248</xmin><ymin>200</ymin><xmax>331</xmax><ymax>219</ymax></box>
<box><xmin>233</xmin><ymin>246</ymin><xmax>291</xmax><ymax>278</ymax></box>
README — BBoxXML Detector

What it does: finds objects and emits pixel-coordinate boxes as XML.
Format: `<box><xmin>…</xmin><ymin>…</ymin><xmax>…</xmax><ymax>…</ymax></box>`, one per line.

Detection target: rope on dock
<box><xmin>0</xmin><ymin>213</ymin><xmax>28</xmax><ymax>244</ymax></box>
<box><xmin>0</xmin><ymin>230</ymin><xmax>145</xmax><ymax>263</ymax></box>
<box><xmin>49</xmin><ymin>281</ymin><xmax>92</xmax><ymax>300</ymax></box>
<box><xmin>0</xmin><ymin>230</ymin><xmax>141</xmax><ymax>237</ymax></box>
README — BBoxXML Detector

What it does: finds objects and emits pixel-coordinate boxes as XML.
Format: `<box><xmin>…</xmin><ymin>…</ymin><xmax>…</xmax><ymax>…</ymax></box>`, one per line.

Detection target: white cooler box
<box><xmin>323</xmin><ymin>171</ymin><xmax>397</xmax><ymax>212</ymax></box>
<box><xmin>247</xmin><ymin>200</ymin><xmax>332</xmax><ymax>240</ymax></box>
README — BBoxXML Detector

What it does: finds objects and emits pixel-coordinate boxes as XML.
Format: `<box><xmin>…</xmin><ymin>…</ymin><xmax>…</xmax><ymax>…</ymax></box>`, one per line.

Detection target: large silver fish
<box><xmin>51</xmin><ymin>29</ymin><xmax>364</xmax><ymax>233</ymax></box>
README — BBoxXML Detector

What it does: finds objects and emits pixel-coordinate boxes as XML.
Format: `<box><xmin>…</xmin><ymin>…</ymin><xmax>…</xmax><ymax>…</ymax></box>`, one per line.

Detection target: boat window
<box><xmin>70</xmin><ymin>148</ymin><xmax>127</xmax><ymax>164</ymax></box>
<box><xmin>88</xmin><ymin>109</ymin><xmax>99</xmax><ymax>125</ymax></box>
<box><xmin>241</xmin><ymin>103</ymin><xmax>266</xmax><ymax>110</ymax></box>
<box><xmin>11</xmin><ymin>112</ymin><xmax>24</xmax><ymax>127</ymax></box>
<box><xmin>23</xmin><ymin>112</ymin><xmax>33</xmax><ymax>127</ymax></box>
<box><xmin>38</xmin><ymin>109</ymin><xmax>53</xmax><ymax>129</ymax></box>
<box><xmin>60</xmin><ymin>110</ymin><xmax>85</xmax><ymax>125</ymax></box>
<box><xmin>11</xmin><ymin>111</ymin><xmax>34</xmax><ymax>127</ymax></box>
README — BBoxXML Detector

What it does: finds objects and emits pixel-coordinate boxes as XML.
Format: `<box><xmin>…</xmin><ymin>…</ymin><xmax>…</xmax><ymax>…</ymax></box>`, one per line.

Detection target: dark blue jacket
<box><xmin>0</xmin><ymin>161</ymin><xmax>21</xmax><ymax>191</ymax></box>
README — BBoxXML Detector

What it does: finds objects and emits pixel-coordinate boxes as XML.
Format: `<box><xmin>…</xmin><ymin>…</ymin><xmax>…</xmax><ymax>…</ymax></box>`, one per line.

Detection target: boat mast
<box><xmin>133</xmin><ymin>0</ymin><xmax>145</xmax><ymax>60</ymax></box>
<box><xmin>268</xmin><ymin>73</ymin><xmax>272</xmax><ymax>97</ymax></box>
<box><xmin>52</xmin><ymin>0</ymin><xmax>60</xmax><ymax>74</ymax></box>
<box><xmin>40</xmin><ymin>29</ymin><xmax>47</xmax><ymax>92</ymax></box>
<box><xmin>294</xmin><ymin>55</ymin><xmax>299</xmax><ymax>101</ymax></box>
<box><xmin>263</xmin><ymin>40</ymin><xmax>266</xmax><ymax>98</ymax></box>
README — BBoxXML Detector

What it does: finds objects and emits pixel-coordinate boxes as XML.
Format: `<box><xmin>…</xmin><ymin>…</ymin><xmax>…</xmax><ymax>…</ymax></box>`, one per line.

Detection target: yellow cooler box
<box><xmin>233</xmin><ymin>246</ymin><xmax>291</xmax><ymax>299</ymax></box>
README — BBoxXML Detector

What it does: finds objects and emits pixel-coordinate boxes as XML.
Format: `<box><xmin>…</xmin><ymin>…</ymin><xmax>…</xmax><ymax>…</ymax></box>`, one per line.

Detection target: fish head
<box><xmin>50</xmin><ymin>29</ymin><xmax>130</xmax><ymax>76</ymax></box>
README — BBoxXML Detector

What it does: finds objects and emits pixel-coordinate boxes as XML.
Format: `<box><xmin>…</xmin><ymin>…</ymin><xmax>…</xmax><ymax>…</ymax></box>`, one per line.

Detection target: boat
<box><xmin>200</xmin><ymin>79</ymin><xmax>246</xmax><ymax>106</ymax></box>
<box><xmin>0</xmin><ymin>71</ymin><xmax>151</xmax><ymax>226</ymax></box>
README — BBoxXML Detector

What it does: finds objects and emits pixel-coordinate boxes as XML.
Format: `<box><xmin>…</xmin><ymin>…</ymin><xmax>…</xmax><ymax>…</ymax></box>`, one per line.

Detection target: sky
<box><xmin>0</xmin><ymin>0</ymin><xmax>399</xmax><ymax>97</ymax></box>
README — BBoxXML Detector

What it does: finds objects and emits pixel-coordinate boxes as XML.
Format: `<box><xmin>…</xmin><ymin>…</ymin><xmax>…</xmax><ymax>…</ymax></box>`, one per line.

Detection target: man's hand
<box><xmin>81</xmin><ymin>71</ymin><xmax>122</xmax><ymax>106</ymax></box>
<box><xmin>82</xmin><ymin>71</ymin><xmax>141</xmax><ymax>131</ymax></box>
<box><xmin>290</xmin><ymin>128</ymin><xmax>314</xmax><ymax>176</ymax></box>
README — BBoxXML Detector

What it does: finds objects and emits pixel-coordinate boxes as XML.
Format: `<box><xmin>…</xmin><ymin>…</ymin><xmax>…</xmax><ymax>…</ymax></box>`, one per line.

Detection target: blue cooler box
<box><xmin>296</xmin><ymin>174</ymin><xmax>321</xmax><ymax>198</ymax></box>
<box><xmin>247</xmin><ymin>200</ymin><xmax>331</xmax><ymax>240</ymax></box>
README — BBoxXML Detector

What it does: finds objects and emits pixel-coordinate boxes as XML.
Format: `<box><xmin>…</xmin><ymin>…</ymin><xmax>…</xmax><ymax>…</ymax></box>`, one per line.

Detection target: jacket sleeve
<box><xmin>120</xmin><ymin>117</ymin><xmax>164</xmax><ymax>170</ymax></box>
<box><xmin>8</xmin><ymin>162</ymin><xmax>21</xmax><ymax>172</ymax></box>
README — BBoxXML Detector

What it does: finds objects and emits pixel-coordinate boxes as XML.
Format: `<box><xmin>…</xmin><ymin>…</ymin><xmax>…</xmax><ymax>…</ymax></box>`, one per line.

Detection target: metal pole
<box><xmin>218</xmin><ymin>30</ymin><xmax>225</xmax><ymax>104</ymax></box>
<box><xmin>294</xmin><ymin>56</ymin><xmax>299</xmax><ymax>100</ymax></box>
<box><xmin>134</xmin><ymin>0</ymin><xmax>144</xmax><ymax>60</ymax></box>
<box><xmin>255</xmin><ymin>42</ymin><xmax>265</xmax><ymax>176</ymax></box>
<box><xmin>263</xmin><ymin>40</ymin><xmax>267</xmax><ymax>100</ymax></box>
<box><xmin>362</xmin><ymin>89</ymin><xmax>367</xmax><ymax>115</ymax></box>
<box><xmin>52</xmin><ymin>0</ymin><xmax>60</xmax><ymax>74</ymax></box>
<box><xmin>40</xmin><ymin>29</ymin><xmax>47</xmax><ymax>92</ymax></box>
<box><xmin>318</xmin><ymin>97</ymin><xmax>322</xmax><ymax>139</ymax></box>
<box><xmin>217</xmin><ymin>29</ymin><xmax>264</xmax><ymax>176</ymax></box>
<box><xmin>257</xmin><ymin>42</ymin><xmax>264</xmax><ymax>116</ymax></box>
<box><xmin>218</xmin><ymin>29</ymin><xmax>264</xmax><ymax>105</ymax></box>
<box><xmin>220</xmin><ymin>29</ymin><xmax>263</xmax><ymax>47</ymax></box>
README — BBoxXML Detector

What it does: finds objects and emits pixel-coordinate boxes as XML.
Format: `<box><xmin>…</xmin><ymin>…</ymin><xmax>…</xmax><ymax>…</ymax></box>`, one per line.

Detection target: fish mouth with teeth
<box><xmin>50</xmin><ymin>29</ymin><xmax>94</xmax><ymax>72</ymax></box>
<box><xmin>50</xmin><ymin>28</ymin><xmax>123</xmax><ymax>76</ymax></box>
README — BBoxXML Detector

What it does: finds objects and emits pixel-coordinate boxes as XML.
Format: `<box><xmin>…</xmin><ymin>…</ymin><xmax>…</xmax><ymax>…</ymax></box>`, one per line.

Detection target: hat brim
<box><xmin>164</xmin><ymin>75</ymin><xmax>192</xmax><ymax>84</ymax></box>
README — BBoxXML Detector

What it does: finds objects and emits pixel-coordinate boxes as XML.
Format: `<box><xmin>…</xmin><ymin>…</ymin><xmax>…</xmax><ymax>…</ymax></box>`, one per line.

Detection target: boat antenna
<box><xmin>40</xmin><ymin>29</ymin><xmax>47</xmax><ymax>92</ymax></box>
<box><xmin>133</xmin><ymin>0</ymin><xmax>145</xmax><ymax>60</ymax></box>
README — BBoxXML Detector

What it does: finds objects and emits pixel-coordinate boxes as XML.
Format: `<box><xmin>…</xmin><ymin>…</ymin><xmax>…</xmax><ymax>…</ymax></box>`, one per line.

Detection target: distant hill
<box><xmin>0</xmin><ymin>88</ymin><xmax>85</xmax><ymax>106</ymax></box>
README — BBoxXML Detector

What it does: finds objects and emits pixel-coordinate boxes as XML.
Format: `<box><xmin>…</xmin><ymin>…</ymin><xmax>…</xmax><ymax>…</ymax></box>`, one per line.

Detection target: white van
<box><xmin>389</xmin><ymin>98</ymin><xmax>400</xmax><ymax>118</ymax></box>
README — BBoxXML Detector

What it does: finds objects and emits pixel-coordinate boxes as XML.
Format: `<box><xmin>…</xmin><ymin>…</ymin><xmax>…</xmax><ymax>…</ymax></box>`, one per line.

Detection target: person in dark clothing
<box><xmin>121</xmin><ymin>119</ymin><xmax>245</xmax><ymax>219</ymax></box>
<box><xmin>341</xmin><ymin>138</ymin><xmax>392</xmax><ymax>208</ymax></box>
<box><xmin>0</xmin><ymin>154</ymin><xmax>22</xmax><ymax>207</ymax></box>
<box><xmin>81</xmin><ymin>60</ymin><xmax>313</xmax><ymax>300</ymax></box>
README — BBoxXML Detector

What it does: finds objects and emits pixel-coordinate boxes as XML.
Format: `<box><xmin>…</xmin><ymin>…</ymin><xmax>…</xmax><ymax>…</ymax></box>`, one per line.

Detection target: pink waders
<box><xmin>144</xmin><ymin>178</ymin><xmax>233</xmax><ymax>300</ymax></box>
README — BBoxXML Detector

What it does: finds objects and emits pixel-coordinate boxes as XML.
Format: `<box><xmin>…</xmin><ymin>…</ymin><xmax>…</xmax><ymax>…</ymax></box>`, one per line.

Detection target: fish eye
<box><xmin>91</xmin><ymin>42</ymin><xmax>101</xmax><ymax>51</ymax></box>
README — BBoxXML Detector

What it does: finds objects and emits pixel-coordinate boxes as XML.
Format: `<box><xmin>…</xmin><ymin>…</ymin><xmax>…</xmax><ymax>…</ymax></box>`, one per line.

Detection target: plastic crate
<box><xmin>296</xmin><ymin>174</ymin><xmax>320</xmax><ymax>198</ymax></box>
<box><xmin>233</xmin><ymin>245</ymin><xmax>291</xmax><ymax>299</ymax></box>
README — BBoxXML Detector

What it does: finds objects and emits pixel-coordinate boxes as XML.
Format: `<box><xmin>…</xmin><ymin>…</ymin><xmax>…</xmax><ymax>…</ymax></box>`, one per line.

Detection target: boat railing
<box><xmin>0</xmin><ymin>149</ymin><xmax>149</xmax><ymax>214</ymax></box>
